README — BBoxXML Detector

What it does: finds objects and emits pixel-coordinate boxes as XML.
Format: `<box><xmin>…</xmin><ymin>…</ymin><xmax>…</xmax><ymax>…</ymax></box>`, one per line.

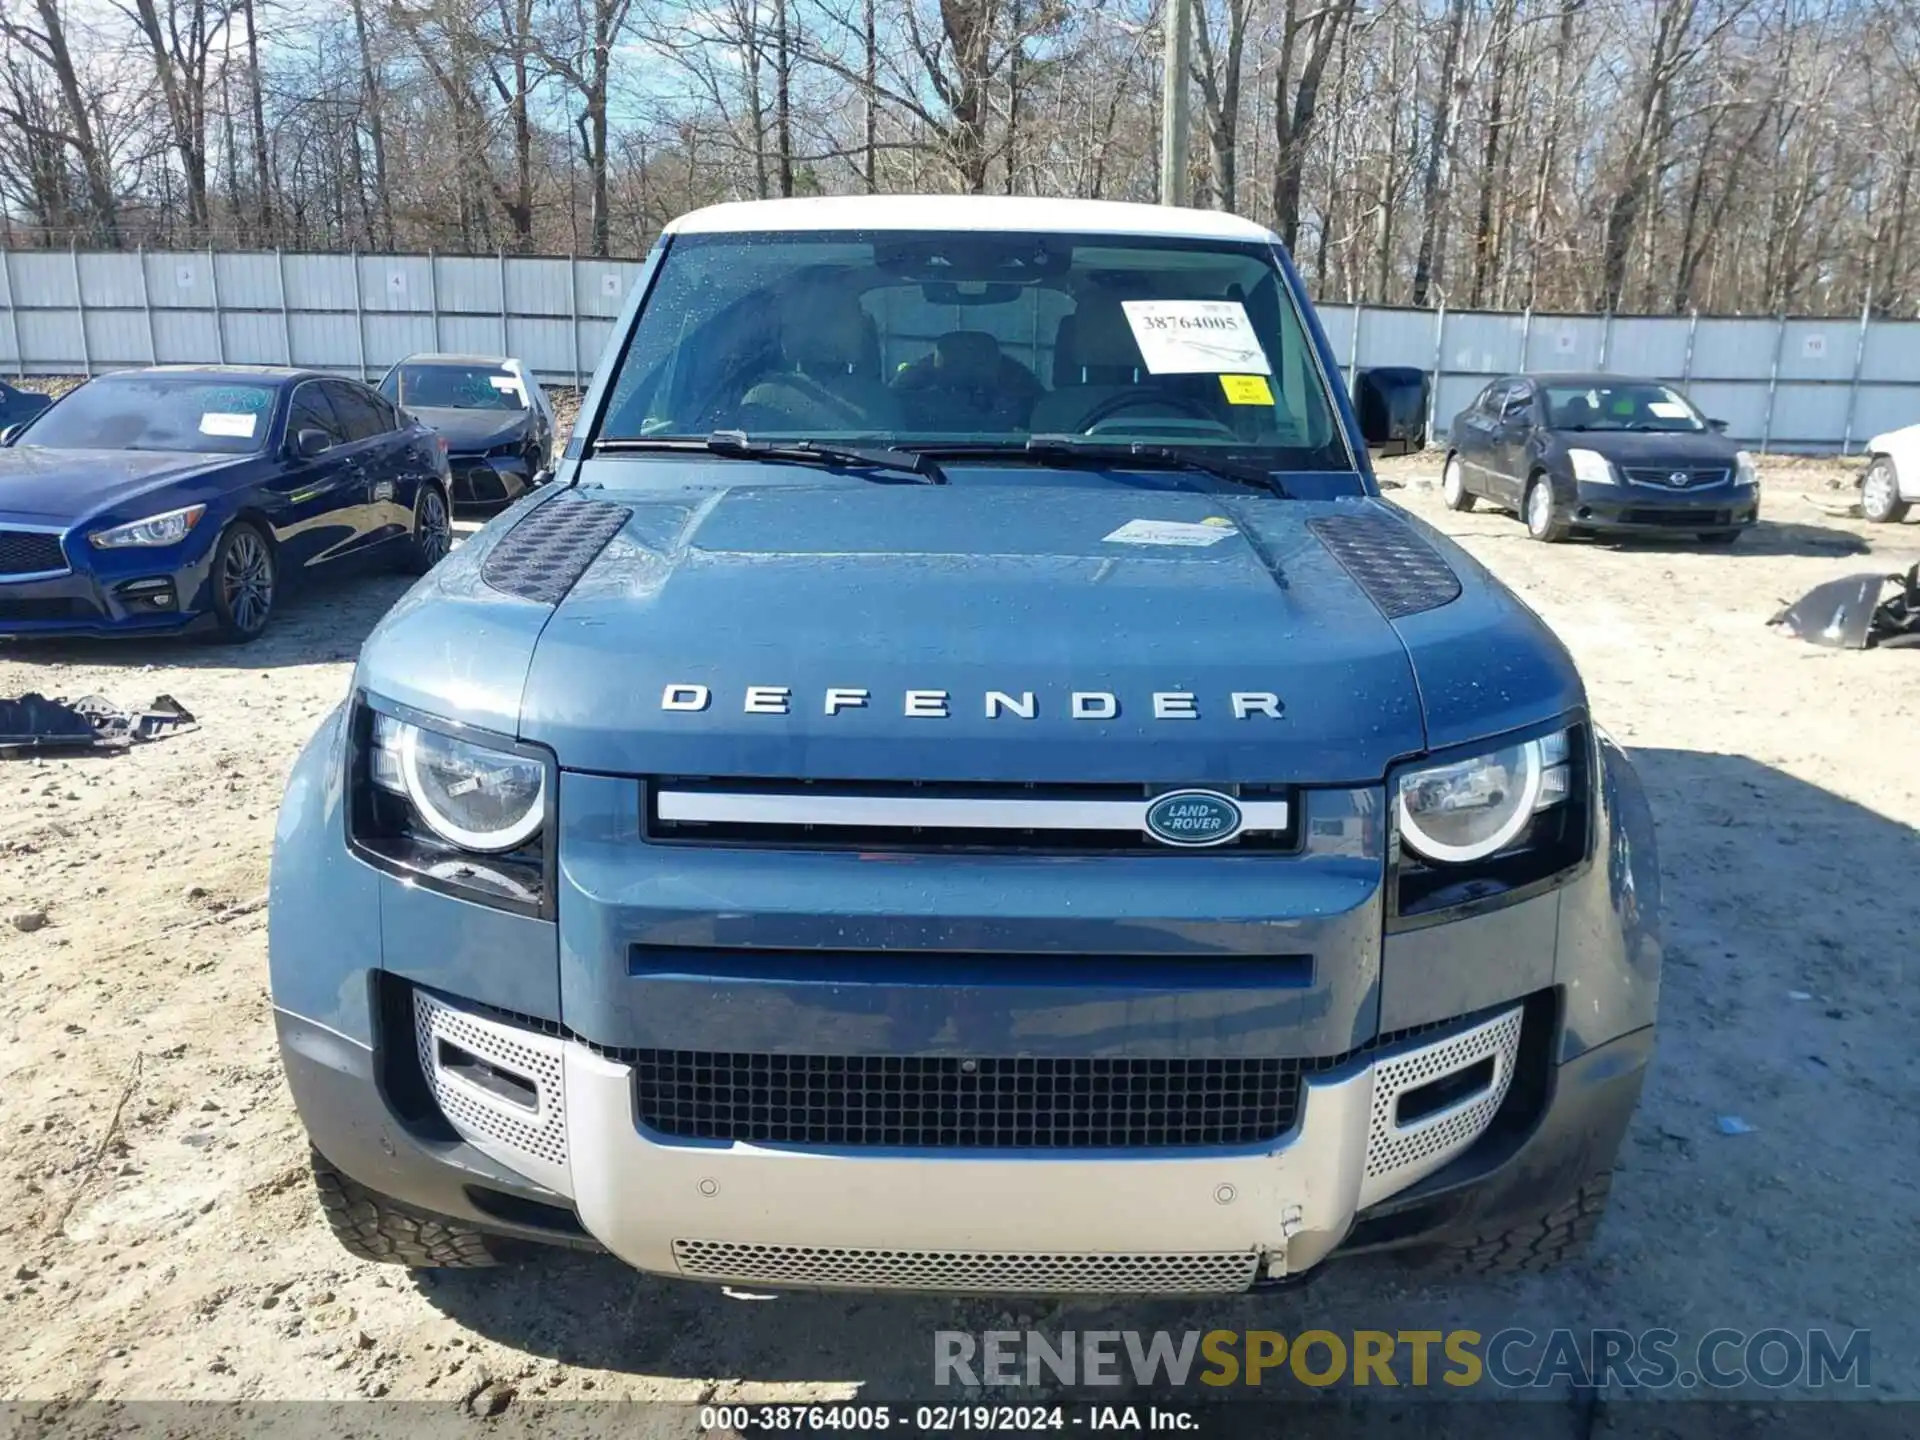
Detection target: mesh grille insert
<box><xmin>671</xmin><ymin>1240</ymin><xmax>1261</xmax><ymax>1294</ymax></box>
<box><xmin>0</xmin><ymin>530</ymin><xmax>66</xmax><ymax>577</ymax></box>
<box><xmin>631</xmin><ymin>1051</ymin><xmax>1303</xmax><ymax>1148</ymax></box>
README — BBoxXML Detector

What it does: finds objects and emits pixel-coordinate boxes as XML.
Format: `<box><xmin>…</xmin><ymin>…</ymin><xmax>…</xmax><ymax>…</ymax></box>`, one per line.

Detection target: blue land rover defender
<box><xmin>269</xmin><ymin>196</ymin><xmax>1660</xmax><ymax>1293</ymax></box>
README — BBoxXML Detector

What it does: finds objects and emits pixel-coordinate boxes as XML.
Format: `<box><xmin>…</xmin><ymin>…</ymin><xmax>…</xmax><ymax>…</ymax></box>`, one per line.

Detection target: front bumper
<box><xmin>0</xmin><ymin>564</ymin><xmax>208</xmax><ymax>637</ymax></box>
<box><xmin>1568</xmin><ymin>482</ymin><xmax>1759</xmax><ymax>534</ymax></box>
<box><xmin>447</xmin><ymin>453</ymin><xmax>533</xmax><ymax>508</ymax></box>
<box><xmin>280</xmin><ymin>983</ymin><xmax>1645</xmax><ymax>1294</ymax></box>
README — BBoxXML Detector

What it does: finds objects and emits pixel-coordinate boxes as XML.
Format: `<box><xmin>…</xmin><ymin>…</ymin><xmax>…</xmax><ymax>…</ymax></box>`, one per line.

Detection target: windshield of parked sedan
<box><xmin>17</xmin><ymin>377</ymin><xmax>275</xmax><ymax>454</ymax></box>
<box><xmin>381</xmin><ymin>364</ymin><xmax>527</xmax><ymax>411</ymax></box>
<box><xmin>1545</xmin><ymin>382</ymin><xmax>1706</xmax><ymax>433</ymax></box>
<box><xmin>594</xmin><ymin>230</ymin><xmax>1350</xmax><ymax>468</ymax></box>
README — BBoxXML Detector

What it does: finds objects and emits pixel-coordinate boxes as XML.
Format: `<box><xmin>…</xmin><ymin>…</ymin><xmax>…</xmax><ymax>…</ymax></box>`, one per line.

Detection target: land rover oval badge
<box><xmin>1144</xmin><ymin>790</ymin><xmax>1244</xmax><ymax>847</ymax></box>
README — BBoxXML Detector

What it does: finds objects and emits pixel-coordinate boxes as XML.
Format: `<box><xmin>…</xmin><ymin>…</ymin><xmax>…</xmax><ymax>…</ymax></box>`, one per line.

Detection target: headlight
<box><xmin>89</xmin><ymin>504</ymin><xmax>206</xmax><ymax>548</ymax></box>
<box><xmin>371</xmin><ymin>714</ymin><xmax>545</xmax><ymax>852</ymax></box>
<box><xmin>1566</xmin><ymin>449</ymin><xmax>1617</xmax><ymax>486</ymax></box>
<box><xmin>1735</xmin><ymin>450</ymin><xmax>1758</xmax><ymax>487</ymax></box>
<box><xmin>348</xmin><ymin>700</ymin><xmax>553</xmax><ymax>915</ymax></box>
<box><xmin>1397</xmin><ymin>730</ymin><xmax>1570</xmax><ymax>864</ymax></box>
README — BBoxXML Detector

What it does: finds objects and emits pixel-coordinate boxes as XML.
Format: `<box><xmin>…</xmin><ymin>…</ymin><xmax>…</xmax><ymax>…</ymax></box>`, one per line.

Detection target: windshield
<box><xmin>594</xmin><ymin>230</ymin><xmax>1350</xmax><ymax>470</ymax></box>
<box><xmin>19</xmin><ymin>377</ymin><xmax>275</xmax><ymax>454</ymax></box>
<box><xmin>381</xmin><ymin>364</ymin><xmax>527</xmax><ymax>411</ymax></box>
<box><xmin>1545</xmin><ymin>382</ymin><xmax>1706</xmax><ymax>433</ymax></box>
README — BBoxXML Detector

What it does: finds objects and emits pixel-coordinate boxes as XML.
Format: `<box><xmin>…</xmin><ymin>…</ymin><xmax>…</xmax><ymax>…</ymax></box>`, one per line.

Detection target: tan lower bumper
<box><xmin>411</xmin><ymin>992</ymin><xmax>1523</xmax><ymax>1293</ymax></box>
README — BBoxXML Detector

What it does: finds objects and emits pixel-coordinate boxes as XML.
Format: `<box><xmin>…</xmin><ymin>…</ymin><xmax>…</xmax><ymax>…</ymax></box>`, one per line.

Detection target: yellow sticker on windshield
<box><xmin>1220</xmin><ymin>374</ymin><xmax>1274</xmax><ymax>406</ymax></box>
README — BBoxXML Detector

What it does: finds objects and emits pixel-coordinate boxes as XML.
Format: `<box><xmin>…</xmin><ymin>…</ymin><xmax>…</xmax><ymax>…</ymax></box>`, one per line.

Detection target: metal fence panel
<box><xmin>1599</xmin><ymin>317</ymin><xmax>1690</xmax><ymax>377</ymax></box>
<box><xmin>11</xmin><ymin>251</ymin><xmax>79</xmax><ymax>306</ymax></box>
<box><xmin>147</xmin><ymin>252</ymin><xmax>213</xmax><ymax>308</ymax></box>
<box><xmin>1688</xmin><ymin>317</ymin><xmax>1777</xmax><ymax>379</ymax></box>
<box><xmin>5</xmin><ymin>247</ymin><xmax>1920</xmax><ymax>451</ymax></box>
<box><xmin>214</xmin><ymin>252</ymin><xmax>282</xmax><ymax>310</ymax></box>
<box><xmin>280</xmin><ymin>253</ymin><xmax>359</xmax><ymax>311</ymax></box>
<box><xmin>1860</xmin><ymin>324</ymin><xmax>1920</xmax><ymax>383</ymax></box>
<box><xmin>1523</xmin><ymin>314</ymin><xmax>1607</xmax><ymax>371</ymax></box>
<box><xmin>1854</xmin><ymin>385</ymin><xmax>1916</xmax><ymax>440</ymax></box>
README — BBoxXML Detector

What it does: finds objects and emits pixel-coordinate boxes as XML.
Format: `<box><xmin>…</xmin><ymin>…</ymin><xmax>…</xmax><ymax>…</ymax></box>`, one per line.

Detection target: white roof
<box><xmin>666</xmin><ymin>195</ymin><xmax>1280</xmax><ymax>244</ymax></box>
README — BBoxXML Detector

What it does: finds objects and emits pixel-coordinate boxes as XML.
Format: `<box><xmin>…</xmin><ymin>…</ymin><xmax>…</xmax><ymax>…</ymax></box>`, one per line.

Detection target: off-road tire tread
<box><xmin>311</xmin><ymin>1153</ymin><xmax>500</xmax><ymax>1268</ymax></box>
<box><xmin>1424</xmin><ymin>1170</ymin><xmax>1612</xmax><ymax>1276</ymax></box>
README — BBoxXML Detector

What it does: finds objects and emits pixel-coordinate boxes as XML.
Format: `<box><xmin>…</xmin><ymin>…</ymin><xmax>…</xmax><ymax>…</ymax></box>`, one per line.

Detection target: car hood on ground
<box><xmin>405</xmin><ymin>407</ymin><xmax>531</xmax><ymax>453</ymax></box>
<box><xmin>1552</xmin><ymin>429</ymin><xmax>1740</xmax><ymax>467</ymax></box>
<box><xmin>0</xmin><ymin>447</ymin><xmax>248</xmax><ymax>523</ymax></box>
<box><xmin>354</xmin><ymin>471</ymin><xmax>1585</xmax><ymax>786</ymax></box>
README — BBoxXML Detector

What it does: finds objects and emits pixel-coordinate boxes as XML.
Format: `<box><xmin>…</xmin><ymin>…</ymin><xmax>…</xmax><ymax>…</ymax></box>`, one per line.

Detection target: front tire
<box><xmin>1524</xmin><ymin>474</ymin><xmax>1569</xmax><ymax>543</ymax></box>
<box><xmin>207</xmin><ymin>520</ymin><xmax>276</xmax><ymax>643</ymax></box>
<box><xmin>1441</xmin><ymin>454</ymin><xmax>1476</xmax><ymax>511</ymax></box>
<box><xmin>310</xmin><ymin>1151</ymin><xmax>501</xmax><ymax>1268</ymax></box>
<box><xmin>1417</xmin><ymin>1169</ymin><xmax>1614</xmax><ymax>1276</ymax></box>
<box><xmin>398</xmin><ymin>482</ymin><xmax>453</xmax><ymax>575</ymax></box>
<box><xmin>1861</xmin><ymin>457</ymin><xmax>1909</xmax><ymax>524</ymax></box>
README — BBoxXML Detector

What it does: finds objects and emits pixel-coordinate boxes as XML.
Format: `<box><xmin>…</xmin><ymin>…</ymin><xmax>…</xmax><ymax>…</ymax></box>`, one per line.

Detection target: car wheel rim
<box><xmin>1529</xmin><ymin>484</ymin><xmax>1550</xmax><ymax>533</ymax></box>
<box><xmin>1864</xmin><ymin>468</ymin><xmax>1893</xmax><ymax>513</ymax></box>
<box><xmin>1444</xmin><ymin>460</ymin><xmax>1461</xmax><ymax>499</ymax></box>
<box><xmin>222</xmin><ymin>530</ymin><xmax>273</xmax><ymax>632</ymax></box>
<box><xmin>421</xmin><ymin>490</ymin><xmax>451</xmax><ymax>563</ymax></box>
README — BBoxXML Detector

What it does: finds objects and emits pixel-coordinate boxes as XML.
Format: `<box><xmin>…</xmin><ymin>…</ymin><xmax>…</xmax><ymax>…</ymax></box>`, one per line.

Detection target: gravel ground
<box><xmin>2</xmin><ymin>438</ymin><xmax>1916</xmax><ymax>1426</ymax></box>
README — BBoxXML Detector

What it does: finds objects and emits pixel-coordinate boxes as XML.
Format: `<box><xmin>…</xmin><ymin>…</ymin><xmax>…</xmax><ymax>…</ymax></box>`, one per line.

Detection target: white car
<box><xmin>1861</xmin><ymin>423</ymin><xmax>1920</xmax><ymax>524</ymax></box>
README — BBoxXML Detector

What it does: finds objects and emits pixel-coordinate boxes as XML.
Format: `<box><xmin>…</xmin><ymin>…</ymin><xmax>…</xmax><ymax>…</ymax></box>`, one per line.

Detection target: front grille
<box><xmin>647</xmin><ymin>778</ymin><xmax>1300</xmax><ymax>855</ymax></box>
<box><xmin>671</xmin><ymin>1240</ymin><xmax>1261</xmax><ymax>1293</ymax></box>
<box><xmin>1621</xmin><ymin>507</ymin><xmax>1733</xmax><ymax>527</ymax></box>
<box><xmin>631</xmin><ymin>1051</ymin><xmax>1303</xmax><ymax>1148</ymax></box>
<box><xmin>1622</xmin><ymin>466</ymin><xmax>1729</xmax><ymax>490</ymax></box>
<box><xmin>0</xmin><ymin>530</ymin><xmax>66</xmax><ymax>577</ymax></box>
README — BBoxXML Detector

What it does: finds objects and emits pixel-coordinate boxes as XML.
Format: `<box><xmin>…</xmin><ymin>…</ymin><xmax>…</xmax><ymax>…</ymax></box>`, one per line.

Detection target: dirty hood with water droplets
<box><xmin>492</xmin><ymin>477</ymin><xmax>1583</xmax><ymax>784</ymax></box>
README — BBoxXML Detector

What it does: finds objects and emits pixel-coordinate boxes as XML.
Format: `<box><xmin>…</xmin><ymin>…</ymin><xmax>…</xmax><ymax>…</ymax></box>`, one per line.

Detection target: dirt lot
<box><xmin>2</xmin><ymin>444</ymin><xmax>1917</xmax><ymax>1422</ymax></box>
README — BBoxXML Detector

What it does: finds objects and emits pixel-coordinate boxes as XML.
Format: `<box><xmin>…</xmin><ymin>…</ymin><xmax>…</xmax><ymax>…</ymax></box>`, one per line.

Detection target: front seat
<box><xmin>1555</xmin><ymin>394</ymin><xmax>1598</xmax><ymax>429</ymax></box>
<box><xmin>1030</xmin><ymin>297</ymin><xmax>1212</xmax><ymax>434</ymax></box>
<box><xmin>890</xmin><ymin>330</ymin><xmax>1044</xmax><ymax>432</ymax></box>
<box><xmin>740</xmin><ymin>290</ymin><xmax>898</xmax><ymax>431</ymax></box>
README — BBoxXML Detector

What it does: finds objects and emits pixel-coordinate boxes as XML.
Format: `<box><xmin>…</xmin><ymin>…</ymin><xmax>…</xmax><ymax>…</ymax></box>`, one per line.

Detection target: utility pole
<box><xmin>1160</xmin><ymin>0</ymin><xmax>1192</xmax><ymax>206</ymax></box>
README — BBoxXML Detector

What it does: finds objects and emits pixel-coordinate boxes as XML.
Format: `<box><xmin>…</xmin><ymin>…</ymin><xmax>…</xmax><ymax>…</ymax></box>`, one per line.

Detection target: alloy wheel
<box><xmin>221</xmin><ymin>528</ymin><xmax>274</xmax><ymax>634</ymax></box>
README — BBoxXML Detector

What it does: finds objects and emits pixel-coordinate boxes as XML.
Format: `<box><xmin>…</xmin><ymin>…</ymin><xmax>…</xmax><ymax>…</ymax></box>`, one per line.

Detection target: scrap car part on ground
<box><xmin>1770</xmin><ymin>563</ymin><xmax>1920</xmax><ymax>649</ymax></box>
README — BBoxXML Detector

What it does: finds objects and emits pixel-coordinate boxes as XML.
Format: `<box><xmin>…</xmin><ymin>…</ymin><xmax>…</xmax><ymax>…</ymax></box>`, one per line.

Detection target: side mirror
<box><xmin>1352</xmin><ymin>366</ymin><xmax>1431</xmax><ymax>454</ymax></box>
<box><xmin>294</xmin><ymin>427</ymin><xmax>334</xmax><ymax>458</ymax></box>
<box><xmin>0</xmin><ymin>424</ymin><xmax>19</xmax><ymax>447</ymax></box>
<box><xmin>531</xmin><ymin>467</ymin><xmax>553</xmax><ymax>488</ymax></box>
<box><xmin>1708</xmin><ymin>418</ymin><xmax>1729</xmax><ymax>434</ymax></box>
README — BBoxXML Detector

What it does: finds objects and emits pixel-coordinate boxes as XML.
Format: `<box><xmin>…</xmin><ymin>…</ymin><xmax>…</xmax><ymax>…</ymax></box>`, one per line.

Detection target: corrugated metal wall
<box><xmin>2</xmin><ymin>248</ymin><xmax>1914</xmax><ymax>452</ymax></box>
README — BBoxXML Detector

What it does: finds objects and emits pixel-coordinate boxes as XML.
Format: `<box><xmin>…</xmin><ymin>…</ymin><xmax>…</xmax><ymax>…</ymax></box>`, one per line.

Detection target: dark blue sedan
<box><xmin>0</xmin><ymin>365</ymin><xmax>454</xmax><ymax>642</ymax></box>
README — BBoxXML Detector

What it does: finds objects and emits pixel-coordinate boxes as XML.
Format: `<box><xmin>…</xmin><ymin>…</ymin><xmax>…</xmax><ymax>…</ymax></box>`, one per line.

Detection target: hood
<box><xmin>0</xmin><ymin>447</ymin><xmax>246</xmax><ymax>523</ymax></box>
<box><xmin>1558</xmin><ymin>429</ymin><xmax>1739</xmax><ymax>467</ymax></box>
<box><xmin>359</xmin><ymin>476</ymin><xmax>1588</xmax><ymax>787</ymax></box>
<box><xmin>513</xmin><ymin>482</ymin><xmax>1443</xmax><ymax>784</ymax></box>
<box><xmin>407</xmin><ymin>407</ymin><xmax>530</xmax><ymax>453</ymax></box>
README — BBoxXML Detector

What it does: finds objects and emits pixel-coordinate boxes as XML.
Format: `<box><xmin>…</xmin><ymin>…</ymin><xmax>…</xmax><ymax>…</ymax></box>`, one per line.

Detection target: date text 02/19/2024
<box><xmin>697</xmin><ymin>1406</ymin><xmax>1195</xmax><ymax>1432</ymax></box>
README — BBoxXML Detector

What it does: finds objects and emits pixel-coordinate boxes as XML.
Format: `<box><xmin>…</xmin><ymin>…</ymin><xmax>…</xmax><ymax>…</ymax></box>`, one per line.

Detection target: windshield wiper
<box><xmin>1014</xmin><ymin>435</ymin><xmax>1291</xmax><ymax>498</ymax></box>
<box><xmin>591</xmin><ymin>431</ymin><xmax>945</xmax><ymax>483</ymax></box>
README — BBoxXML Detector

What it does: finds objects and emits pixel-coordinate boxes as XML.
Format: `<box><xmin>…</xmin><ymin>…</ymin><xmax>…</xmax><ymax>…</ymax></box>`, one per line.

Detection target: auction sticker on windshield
<box><xmin>1103</xmin><ymin>519</ymin><xmax>1238</xmax><ymax>547</ymax></box>
<box><xmin>199</xmin><ymin>412</ymin><xmax>259</xmax><ymax>438</ymax></box>
<box><xmin>1122</xmin><ymin>300</ymin><xmax>1271</xmax><ymax>375</ymax></box>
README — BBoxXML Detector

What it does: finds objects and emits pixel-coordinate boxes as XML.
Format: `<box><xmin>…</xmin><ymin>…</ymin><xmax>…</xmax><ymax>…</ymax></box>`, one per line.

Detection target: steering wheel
<box><xmin>1076</xmin><ymin>391</ymin><xmax>1233</xmax><ymax>437</ymax></box>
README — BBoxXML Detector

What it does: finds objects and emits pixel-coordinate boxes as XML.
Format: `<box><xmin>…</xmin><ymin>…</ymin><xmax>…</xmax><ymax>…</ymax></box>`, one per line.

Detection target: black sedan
<box><xmin>0</xmin><ymin>365</ymin><xmax>454</xmax><ymax>643</ymax></box>
<box><xmin>376</xmin><ymin>353</ymin><xmax>555</xmax><ymax>511</ymax></box>
<box><xmin>1442</xmin><ymin>374</ymin><xmax>1759</xmax><ymax>544</ymax></box>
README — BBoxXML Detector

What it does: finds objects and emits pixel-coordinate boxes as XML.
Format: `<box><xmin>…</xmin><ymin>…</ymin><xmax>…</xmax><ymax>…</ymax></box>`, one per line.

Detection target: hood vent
<box><xmin>481</xmin><ymin>490</ymin><xmax>632</xmax><ymax>605</ymax></box>
<box><xmin>1307</xmin><ymin>513</ymin><xmax>1460</xmax><ymax>620</ymax></box>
